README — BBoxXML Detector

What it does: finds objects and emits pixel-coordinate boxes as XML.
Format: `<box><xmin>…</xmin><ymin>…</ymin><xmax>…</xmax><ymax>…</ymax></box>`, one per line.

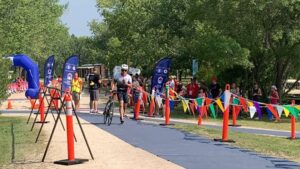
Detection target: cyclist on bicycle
<box><xmin>112</xmin><ymin>64</ymin><xmax>132</xmax><ymax>124</ymax></box>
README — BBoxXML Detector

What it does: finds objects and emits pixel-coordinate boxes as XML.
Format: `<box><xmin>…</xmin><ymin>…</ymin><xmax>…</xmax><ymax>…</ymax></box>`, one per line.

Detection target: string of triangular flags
<box><xmin>142</xmin><ymin>88</ymin><xmax>300</xmax><ymax>120</ymax></box>
<box><xmin>166</xmin><ymin>89</ymin><xmax>300</xmax><ymax>120</ymax></box>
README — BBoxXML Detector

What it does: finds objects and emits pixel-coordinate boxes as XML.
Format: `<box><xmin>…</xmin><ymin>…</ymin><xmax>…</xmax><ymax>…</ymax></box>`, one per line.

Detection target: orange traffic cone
<box><xmin>30</xmin><ymin>99</ymin><xmax>39</xmax><ymax>109</ymax></box>
<box><xmin>7</xmin><ymin>99</ymin><xmax>13</xmax><ymax>109</ymax></box>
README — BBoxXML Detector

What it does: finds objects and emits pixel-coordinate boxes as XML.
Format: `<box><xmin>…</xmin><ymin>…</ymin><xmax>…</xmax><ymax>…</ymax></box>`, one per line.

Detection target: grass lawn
<box><xmin>0</xmin><ymin>115</ymin><xmax>44</xmax><ymax>167</ymax></box>
<box><xmin>173</xmin><ymin>124</ymin><xmax>300</xmax><ymax>163</ymax></box>
<box><xmin>171</xmin><ymin>104</ymin><xmax>299</xmax><ymax>131</ymax></box>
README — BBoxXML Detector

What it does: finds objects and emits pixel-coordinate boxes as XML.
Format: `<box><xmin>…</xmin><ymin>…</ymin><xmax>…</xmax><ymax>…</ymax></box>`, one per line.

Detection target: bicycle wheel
<box><xmin>107</xmin><ymin>102</ymin><xmax>114</xmax><ymax>126</ymax></box>
<box><xmin>103</xmin><ymin>101</ymin><xmax>110</xmax><ymax>124</ymax></box>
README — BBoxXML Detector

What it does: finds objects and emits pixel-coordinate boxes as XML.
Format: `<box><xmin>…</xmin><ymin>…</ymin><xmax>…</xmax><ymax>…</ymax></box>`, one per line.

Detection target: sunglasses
<box><xmin>121</xmin><ymin>69</ymin><xmax>127</xmax><ymax>72</ymax></box>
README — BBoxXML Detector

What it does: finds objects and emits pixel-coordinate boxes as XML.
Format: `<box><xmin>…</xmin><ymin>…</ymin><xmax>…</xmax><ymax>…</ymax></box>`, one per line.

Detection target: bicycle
<box><xmin>103</xmin><ymin>91</ymin><xmax>116</xmax><ymax>125</ymax></box>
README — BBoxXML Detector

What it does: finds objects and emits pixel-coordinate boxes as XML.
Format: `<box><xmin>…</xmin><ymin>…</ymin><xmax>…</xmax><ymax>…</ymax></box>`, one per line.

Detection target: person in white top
<box><xmin>112</xmin><ymin>64</ymin><xmax>132</xmax><ymax>124</ymax></box>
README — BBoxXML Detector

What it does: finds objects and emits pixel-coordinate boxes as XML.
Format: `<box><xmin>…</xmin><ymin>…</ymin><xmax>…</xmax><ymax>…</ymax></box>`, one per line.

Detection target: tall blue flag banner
<box><xmin>44</xmin><ymin>55</ymin><xmax>55</xmax><ymax>86</ymax></box>
<box><xmin>62</xmin><ymin>55</ymin><xmax>79</xmax><ymax>92</ymax></box>
<box><xmin>151</xmin><ymin>57</ymin><xmax>172</xmax><ymax>92</ymax></box>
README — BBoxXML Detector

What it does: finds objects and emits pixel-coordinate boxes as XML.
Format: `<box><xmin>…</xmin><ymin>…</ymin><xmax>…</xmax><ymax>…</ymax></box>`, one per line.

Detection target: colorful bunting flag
<box><xmin>189</xmin><ymin>101</ymin><xmax>196</xmax><ymax>118</ymax></box>
<box><xmin>224</xmin><ymin>90</ymin><xmax>231</xmax><ymax>111</ymax></box>
<box><xmin>283</xmin><ymin>108</ymin><xmax>290</xmax><ymax>117</ymax></box>
<box><xmin>276</xmin><ymin>106</ymin><xmax>284</xmax><ymax>118</ymax></box>
<box><xmin>202</xmin><ymin>106</ymin><xmax>208</xmax><ymax>119</ymax></box>
<box><xmin>155</xmin><ymin>95</ymin><xmax>162</xmax><ymax>108</ymax></box>
<box><xmin>232</xmin><ymin>97</ymin><xmax>239</xmax><ymax>104</ymax></box>
<box><xmin>170</xmin><ymin>100</ymin><xmax>175</xmax><ymax>112</ymax></box>
<box><xmin>215</xmin><ymin>99</ymin><xmax>225</xmax><ymax>112</ymax></box>
<box><xmin>197</xmin><ymin>106</ymin><xmax>201</xmax><ymax>116</ymax></box>
<box><xmin>266</xmin><ymin>104</ymin><xmax>280</xmax><ymax>120</ymax></box>
<box><xmin>182</xmin><ymin>100</ymin><xmax>188</xmax><ymax>112</ymax></box>
<box><xmin>239</xmin><ymin>97</ymin><xmax>248</xmax><ymax>112</ymax></box>
<box><xmin>220</xmin><ymin>94</ymin><xmax>225</xmax><ymax>102</ymax></box>
<box><xmin>209</xmin><ymin>104</ymin><xmax>216</xmax><ymax>119</ymax></box>
<box><xmin>253</xmin><ymin>101</ymin><xmax>262</xmax><ymax>120</ymax></box>
<box><xmin>205</xmin><ymin>98</ymin><xmax>212</xmax><ymax>106</ymax></box>
<box><xmin>283</xmin><ymin>106</ymin><xmax>298</xmax><ymax>119</ymax></box>
<box><xmin>249</xmin><ymin>106</ymin><xmax>256</xmax><ymax>119</ymax></box>
<box><xmin>195</xmin><ymin>98</ymin><xmax>203</xmax><ymax>106</ymax></box>
<box><xmin>247</xmin><ymin>101</ymin><xmax>254</xmax><ymax>107</ymax></box>
<box><xmin>235</xmin><ymin>106</ymin><xmax>242</xmax><ymax>117</ymax></box>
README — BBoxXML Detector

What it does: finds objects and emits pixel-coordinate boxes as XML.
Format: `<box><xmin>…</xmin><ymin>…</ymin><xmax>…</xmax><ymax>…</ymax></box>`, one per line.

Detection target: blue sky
<box><xmin>60</xmin><ymin>0</ymin><xmax>102</xmax><ymax>37</ymax></box>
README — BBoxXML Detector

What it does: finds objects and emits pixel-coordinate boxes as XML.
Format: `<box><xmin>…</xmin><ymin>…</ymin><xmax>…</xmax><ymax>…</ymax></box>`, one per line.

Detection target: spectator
<box><xmin>88</xmin><ymin>68</ymin><xmax>101</xmax><ymax>113</ymax></box>
<box><xmin>236</xmin><ymin>86</ymin><xmax>241</xmax><ymax>96</ymax></box>
<box><xmin>71</xmin><ymin>72</ymin><xmax>83</xmax><ymax>110</ymax></box>
<box><xmin>176</xmin><ymin>80</ymin><xmax>183</xmax><ymax>94</ymax></box>
<box><xmin>57</xmin><ymin>75</ymin><xmax>62</xmax><ymax>84</ymax></box>
<box><xmin>269</xmin><ymin>85</ymin><xmax>279</xmax><ymax>104</ymax></box>
<box><xmin>167</xmin><ymin>75</ymin><xmax>176</xmax><ymax>91</ymax></box>
<box><xmin>230</xmin><ymin>83</ymin><xmax>237</xmax><ymax>94</ymax></box>
<box><xmin>198</xmin><ymin>88</ymin><xmax>206</xmax><ymax>98</ymax></box>
<box><xmin>268</xmin><ymin>85</ymin><xmax>279</xmax><ymax>121</ymax></box>
<box><xmin>167</xmin><ymin>76</ymin><xmax>176</xmax><ymax>98</ymax></box>
<box><xmin>179</xmin><ymin>86</ymin><xmax>187</xmax><ymax>97</ymax></box>
<box><xmin>209</xmin><ymin>77</ymin><xmax>222</xmax><ymax>99</ymax></box>
<box><xmin>209</xmin><ymin>76</ymin><xmax>222</xmax><ymax>117</ymax></box>
<box><xmin>187</xmin><ymin>77</ymin><xmax>200</xmax><ymax>99</ymax></box>
<box><xmin>252</xmin><ymin>83</ymin><xmax>262</xmax><ymax>102</ymax></box>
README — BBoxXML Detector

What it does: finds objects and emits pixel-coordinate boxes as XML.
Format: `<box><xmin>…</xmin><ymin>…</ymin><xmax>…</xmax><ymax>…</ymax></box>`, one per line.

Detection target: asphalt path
<box><xmin>78</xmin><ymin>112</ymin><xmax>300</xmax><ymax>169</ymax></box>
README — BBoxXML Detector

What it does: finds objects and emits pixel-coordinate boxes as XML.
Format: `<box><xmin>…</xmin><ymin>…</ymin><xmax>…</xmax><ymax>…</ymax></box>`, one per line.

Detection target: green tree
<box><xmin>189</xmin><ymin>0</ymin><xmax>300</xmax><ymax>97</ymax></box>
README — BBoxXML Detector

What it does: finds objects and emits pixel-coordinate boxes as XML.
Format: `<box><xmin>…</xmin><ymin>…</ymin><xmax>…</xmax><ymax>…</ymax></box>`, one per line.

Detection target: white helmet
<box><xmin>121</xmin><ymin>64</ymin><xmax>129</xmax><ymax>70</ymax></box>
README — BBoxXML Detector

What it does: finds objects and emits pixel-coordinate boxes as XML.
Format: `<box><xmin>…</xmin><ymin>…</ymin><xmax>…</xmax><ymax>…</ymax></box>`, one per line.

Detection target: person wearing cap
<box><xmin>268</xmin><ymin>85</ymin><xmax>279</xmax><ymax>121</ymax></box>
<box><xmin>269</xmin><ymin>85</ymin><xmax>279</xmax><ymax>104</ymax></box>
<box><xmin>112</xmin><ymin>64</ymin><xmax>132</xmax><ymax>124</ymax></box>
<box><xmin>88</xmin><ymin>68</ymin><xmax>101</xmax><ymax>113</ymax></box>
<box><xmin>71</xmin><ymin>72</ymin><xmax>83</xmax><ymax>110</ymax></box>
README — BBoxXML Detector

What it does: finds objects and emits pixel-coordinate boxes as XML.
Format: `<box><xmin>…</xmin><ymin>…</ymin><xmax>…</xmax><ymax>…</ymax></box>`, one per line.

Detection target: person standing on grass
<box><xmin>209</xmin><ymin>77</ymin><xmax>222</xmax><ymax>117</ymax></box>
<box><xmin>253</xmin><ymin>83</ymin><xmax>263</xmax><ymax>102</ymax></box>
<box><xmin>209</xmin><ymin>77</ymin><xmax>222</xmax><ymax>99</ymax></box>
<box><xmin>198</xmin><ymin>88</ymin><xmax>206</xmax><ymax>98</ymax></box>
<box><xmin>230</xmin><ymin>82</ymin><xmax>237</xmax><ymax>94</ymax></box>
<box><xmin>71</xmin><ymin>72</ymin><xmax>83</xmax><ymax>110</ymax></box>
<box><xmin>187</xmin><ymin>77</ymin><xmax>200</xmax><ymax>99</ymax></box>
<box><xmin>268</xmin><ymin>85</ymin><xmax>279</xmax><ymax>120</ymax></box>
<box><xmin>88</xmin><ymin>68</ymin><xmax>101</xmax><ymax>113</ymax></box>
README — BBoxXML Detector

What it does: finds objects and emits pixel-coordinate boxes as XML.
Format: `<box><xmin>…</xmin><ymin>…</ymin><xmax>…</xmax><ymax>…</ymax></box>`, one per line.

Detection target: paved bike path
<box><xmin>78</xmin><ymin>113</ymin><xmax>300</xmax><ymax>169</ymax></box>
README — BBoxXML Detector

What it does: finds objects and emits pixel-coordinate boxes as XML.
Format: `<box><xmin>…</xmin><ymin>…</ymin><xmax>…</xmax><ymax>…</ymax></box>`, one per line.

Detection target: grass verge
<box><xmin>171</xmin><ymin>104</ymin><xmax>298</xmax><ymax>131</ymax></box>
<box><xmin>0</xmin><ymin>116</ymin><xmax>44</xmax><ymax>167</ymax></box>
<box><xmin>173</xmin><ymin>124</ymin><xmax>300</xmax><ymax>162</ymax></box>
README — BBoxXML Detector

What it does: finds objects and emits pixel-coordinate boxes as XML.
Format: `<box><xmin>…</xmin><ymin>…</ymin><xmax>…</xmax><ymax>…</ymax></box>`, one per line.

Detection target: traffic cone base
<box><xmin>35</xmin><ymin>121</ymin><xmax>50</xmax><ymax>124</ymax></box>
<box><xmin>229</xmin><ymin>124</ymin><xmax>241</xmax><ymax>127</ymax></box>
<box><xmin>54</xmin><ymin>159</ymin><xmax>88</xmax><ymax>166</ymax></box>
<box><xmin>7</xmin><ymin>100</ymin><xmax>13</xmax><ymax>109</ymax></box>
<box><xmin>213</xmin><ymin>138</ymin><xmax>235</xmax><ymax>143</ymax></box>
<box><xmin>286</xmin><ymin>137</ymin><xmax>300</xmax><ymax>140</ymax></box>
<box><xmin>159</xmin><ymin>123</ymin><xmax>175</xmax><ymax>126</ymax></box>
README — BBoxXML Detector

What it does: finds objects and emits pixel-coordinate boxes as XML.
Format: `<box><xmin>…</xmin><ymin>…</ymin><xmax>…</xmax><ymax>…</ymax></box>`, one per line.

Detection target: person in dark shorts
<box><xmin>112</xmin><ymin>64</ymin><xmax>132</xmax><ymax>124</ymax></box>
<box><xmin>209</xmin><ymin>77</ymin><xmax>222</xmax><ymax>117</ymax></box>
<box><xmin>88</xmin><ymin>68</ymin><xmax>101</xmax><ymax>113</ymax></box>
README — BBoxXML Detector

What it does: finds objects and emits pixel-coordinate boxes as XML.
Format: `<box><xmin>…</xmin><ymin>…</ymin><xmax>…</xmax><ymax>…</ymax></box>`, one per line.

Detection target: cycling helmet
<box><xmin>121</xmin><ymin>64</ymin><xmax>129</xmax><ymax>70</ymax></box>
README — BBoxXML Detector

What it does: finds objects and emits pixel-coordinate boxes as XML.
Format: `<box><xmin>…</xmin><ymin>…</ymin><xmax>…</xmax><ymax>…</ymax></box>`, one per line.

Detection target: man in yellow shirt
<box><xmin>71</xmin><ymin>72</ymin><xmax>83</xmax><ymax>110</ymax></box>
